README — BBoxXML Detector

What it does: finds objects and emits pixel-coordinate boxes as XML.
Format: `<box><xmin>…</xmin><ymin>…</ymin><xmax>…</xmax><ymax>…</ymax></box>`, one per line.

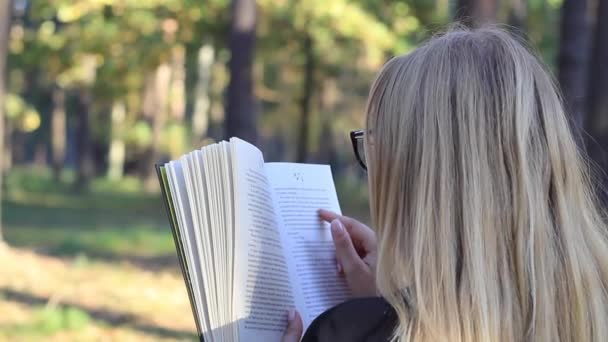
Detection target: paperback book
<box><xmin>156</xmin><ymin>137</ymin><xmax>350</xmax><ymax>341</ymax></box>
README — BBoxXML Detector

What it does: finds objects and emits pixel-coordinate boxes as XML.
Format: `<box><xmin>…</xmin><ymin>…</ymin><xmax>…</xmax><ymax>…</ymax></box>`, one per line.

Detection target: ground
<box><xmin>0</xmin><ymin>167</ymin><xmax>369</xmax><ymax>341</ymax></box>
<box><xmin>0</xmin><ymin>244</ymin><xmax>195</xmax><ymax>341</ymax></box>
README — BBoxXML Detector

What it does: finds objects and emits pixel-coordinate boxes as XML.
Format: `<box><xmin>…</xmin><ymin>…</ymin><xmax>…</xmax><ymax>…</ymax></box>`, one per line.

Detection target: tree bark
<box><xmin>225</xmin><ymin>0</ymin><xmax>257</xmax><ymax>144</ymax></box>
<box><xmin>455</xmin><ymin>0</ymin><xmax>499</xmax><ymax>25</ymax></box>
<box><xmin>4</xmin><ymin>120</ymin><xmax>11</xmax><ymax>170</ymax></box>
<box><xmin>139</xmin><ymin>71</ymin><xmax>155</xmax><ymax>180</ymax></box>
<box><xmin>192</xmin><ymin>44</ymin><xmax>214</xmax><ymax>147</ymax></box>
<box><xmin>508</xmin><ymin>0</ymin><xmax>527</xmax><ymax>31</ymax></box>
<box><xmin>170</xmin><ymin>45</ymin><xmax>186</xmax><ymax>123</ymax></box>
<box><xmin>296</xmin><ymin>33</ymin><xmax>314</xmax><ymax>163</ymax></box>
<box><xmin>107</xmin><ymin>100</ymin><xmax>126</xmax><ymax>181</ymax></box>
<box><xmin>51</xmin><ymin>84</ymin><xmax>66</xmax><ymax>181</ymax></box>
<box><xmin>317</xmin><ymin>78</ymin><xmax>339</xmax><ymax>168</ymax></box>
<box><xmin>74</xmin><ymin>90</ymin><xmax>94</xmax><ymax>191</ymax></box>
<box><xmin>558</xmin><ymin>0</ymin><xmax>591</xmax><ymax>138</ymax></box>
<box><xmin>0</xmin><ymin>0</ymin><xmax>12</xmax><ymax>240</ymax></box>
<box><xmin>143</xmin><ymin>62</ymin><xmax>171</xmax><ymax>191</ymax></box>
<box><xmin>586</xmin><ymin>0</ymin><xmax>608</xmax><ymax>200</ymax></box>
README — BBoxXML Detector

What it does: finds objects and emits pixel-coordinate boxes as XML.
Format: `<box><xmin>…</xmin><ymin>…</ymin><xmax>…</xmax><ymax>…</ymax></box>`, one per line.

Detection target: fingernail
<box><xmin>337</xmin><ymin>262</ymin><xmax>342</xmax><ymax>273</ymax></box>
<box><xmin>331</xmin><ymin>219</ymin><xmax>344</xmax><ymax>235</ymax></box>
<box><xmin>288</xmin><ymin>308</ymin><xmax>295</xmax><ymax>322</ymax></box>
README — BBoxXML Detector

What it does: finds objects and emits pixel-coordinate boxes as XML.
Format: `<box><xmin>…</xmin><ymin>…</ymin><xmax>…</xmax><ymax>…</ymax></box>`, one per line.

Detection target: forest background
<box><xmin>0</xmin><ymin>0</ymin><xmax>607</xmax><ymax>340</ymax></box>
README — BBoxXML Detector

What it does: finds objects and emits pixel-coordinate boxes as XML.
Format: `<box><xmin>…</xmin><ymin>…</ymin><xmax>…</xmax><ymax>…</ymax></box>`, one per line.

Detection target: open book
<box><xmin>156</xmin><ymin>137</ymin><xmax>350</xmax><ymax>341</ymax></box>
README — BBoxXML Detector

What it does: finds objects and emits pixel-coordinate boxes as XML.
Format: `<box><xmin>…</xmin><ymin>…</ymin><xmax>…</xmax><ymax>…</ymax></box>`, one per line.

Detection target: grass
<box><xmin>0</xmin><ymin>245</ymin><xmax>197</xmax><ymax>341</ymax></box>
<box><xmin>3</xmin><ymin>167</ymin><xmax>174</xmax><ymax>260</ymax></box>
<box><xmin>3</xmin><ymin>305</ymin><xmax>92</xmax><ymax>338</ymax></box>
<box><xmin>1</xmin><ymin>167</ymin><xmax>196</xmax><ymax>341</ymax></box>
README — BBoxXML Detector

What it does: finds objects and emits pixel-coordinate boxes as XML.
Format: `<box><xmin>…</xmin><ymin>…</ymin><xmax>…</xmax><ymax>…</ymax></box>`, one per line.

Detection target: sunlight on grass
<box><xmin>4</xmin><ymin>226</ymin><xmax>176</xmax><ymax>258</ymax></box>
<box><xmin>3</xmin><ymin>306</ymin><xmax>91</xmax><ymax>338</ymax></box>
<box><xmin>0</xmin><ymin>246</ymin><xmax>198</xmax><ymax>341</ymax></box>
<box><xmin>2</xmin><ymin>167</ymin><xmax>173</xmax><ymax>259</ymax></box>
<box><xmin>0</xmin><ymin>167</ymin><xmax>200</xmax><ymax>340</ymax></box>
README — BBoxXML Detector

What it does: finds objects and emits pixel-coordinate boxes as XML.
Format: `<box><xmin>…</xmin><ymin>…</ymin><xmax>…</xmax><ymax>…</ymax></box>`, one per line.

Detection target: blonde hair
<box><xmin>366</xmin><ymin>26</ymin><xmax>608</xmax><ymax>341</ymax></box>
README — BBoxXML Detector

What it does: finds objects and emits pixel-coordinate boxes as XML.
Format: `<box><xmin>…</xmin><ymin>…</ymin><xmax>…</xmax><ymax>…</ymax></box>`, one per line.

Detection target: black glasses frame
<box><xmin>350</xmin><ymin>130</ymin><xmax>367</xmax><ymax>171</ymax></box>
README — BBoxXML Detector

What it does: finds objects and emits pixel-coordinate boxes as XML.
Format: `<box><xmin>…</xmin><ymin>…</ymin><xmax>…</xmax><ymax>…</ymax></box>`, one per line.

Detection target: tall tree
<box><xmin>509</xmin><ymin>0</ymin><xmax>527</xmax><ymax>30</ymax></box>
<box><xmin>73</xmin><ymin>54</ymin><xmax>98</xmax><ymax>191</ymax></box>
<box><xmin>586</xmin><ymin>0</ymin><xmax>608</xmax><ymax>198</ymax></box>
<box><xmin>191</xmin><ymin>43</ymin><xmax>215</xmax><ymax>147</ymax></box>
<box><xmin>296</xmin><ymin>32</ymin><xmax>314</xmax><ymax>163</ymax></box>
<box><xmin>0</xmin><ymin>0</ymin><xmax>12</xmax><ymax>240</ymax></box>
<box><xmin>557</xmin><ymin>0</ymin><xmax>591</xmax><ymax>136</ymax></box>
<box><xmin>225</xmin><ymin>0</ymin><xmax>257</xmax><ymax>144</ymax></box>
<box><xmin>455</xmin><ymin>0</ymin><xmax>499</xmax><ymax>25</ymax></box>
<box><xmin>107</xmin><ymin>100</ymin><xmax>126</xmax><ymax>181</ymax></box>
<box><xmin>317</xmin><ymin>78</ymin><xmax>339</xmax><ymax>168</ymax></box>
<box><xmin>51</xmin><ymin>84</ymin><xmax>66</xmax><ymax>181</ymax></box>
<box><xmin>142</xmin><ymin>63</ymin><xmax>171</xmax><ymax>191</ymax></box>
<box><xmin>74</xmin><ymin>90</ymin><xmax>93</xmax><ymax>191</ymax></box>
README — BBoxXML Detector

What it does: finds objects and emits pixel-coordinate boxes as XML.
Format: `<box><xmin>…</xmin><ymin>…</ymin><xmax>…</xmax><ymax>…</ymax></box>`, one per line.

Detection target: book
<box><xmin>156</xmin><ymin>137</ymin><xmax>350</xmax><ymax>342</ymax></box>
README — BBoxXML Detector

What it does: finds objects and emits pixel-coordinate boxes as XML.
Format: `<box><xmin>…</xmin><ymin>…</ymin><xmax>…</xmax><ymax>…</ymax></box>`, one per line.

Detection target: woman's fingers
<box><xmin>318</xmin><ymin>208</ymin><xmax>341</xmax><ymax>223</ymax></box>
<box><xmin>319</xmin><ymin>209</ymin><xmax>377</xmax><ymax>251</ymax></box>
<box><xmin>281</xmin><ymin>309</ymin><xmax>303</xmax><ymax>342</ymax></box>
<box><xmin>330</xmin><ymin>219</ymin><xmax>365</xmax><ymax>276</ymax></box>
<box><xmin>330</xmin><ymin>219</ymin><xmax>377</xmax><ymax>297</ymax></box>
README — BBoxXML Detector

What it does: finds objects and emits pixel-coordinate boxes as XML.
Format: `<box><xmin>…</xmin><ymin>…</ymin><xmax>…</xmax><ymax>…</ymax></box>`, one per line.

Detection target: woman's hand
<box><xmin>319</xmin><ymin>209</ymin><xmax>378</xmax><ymax>297</ymax></box>
<box><xmin>281</xmin><ymin>309</ymin><xmax>303</xmax><ymax>342</ymax></box>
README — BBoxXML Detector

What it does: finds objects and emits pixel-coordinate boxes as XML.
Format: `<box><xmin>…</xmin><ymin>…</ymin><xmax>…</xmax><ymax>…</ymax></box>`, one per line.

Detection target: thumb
<box><xmin>330</xmin><ymin>219</ymin><xmax>364</xmax><ymax>276</ymax></box>
<box><xmin>281</xmin><ymin>309</ymin><xmax>303</xmax><ymax>342</ymax></box>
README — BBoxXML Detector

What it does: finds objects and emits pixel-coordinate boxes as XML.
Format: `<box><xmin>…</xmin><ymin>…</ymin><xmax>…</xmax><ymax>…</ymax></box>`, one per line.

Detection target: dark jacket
<box><xmin>302</xmin><ymin>297</ymin><xmax>397</xmax><ymax>342</ymax></box>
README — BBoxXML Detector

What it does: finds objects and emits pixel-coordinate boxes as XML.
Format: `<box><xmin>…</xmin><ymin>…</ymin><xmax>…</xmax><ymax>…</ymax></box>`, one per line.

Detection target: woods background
<box><xmin>0</xmin><ymin>0</ymin><xmax>607</xmax><ymax>340</ymax></box>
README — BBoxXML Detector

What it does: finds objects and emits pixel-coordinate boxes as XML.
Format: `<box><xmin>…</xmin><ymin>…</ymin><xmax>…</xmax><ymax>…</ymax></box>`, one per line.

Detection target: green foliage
<box><xmin>3</xmin><ymin>167</ymin><xmax>173</xmax><ymax>259</ymax></box>
<box><xmin>3</xmin><ymin>93</ymin><xmax>41</xmax><ymax>132</ymax></box>
<box><xmin>163</xmin><ymin>122</ymin><xmax>189</xmax><ymax>158</ymax></box>
<box><xmin>36</xmin><ymin>306</ymin><xmax>91</xmax><ymax>333</ymax></box>
<box><xmin>6</xmin><ymin>0</ymin><xmax>566</xmax><ymax>190</ymax></box>
<box><xmin>4</xmin><ymin>306</ymin><xmax>91</xmax><ymax>337</ymax></box>
<box><xmin>127</xmin><ymin>120</ymin><xmax>153</xmax><ymax>148</ymax></box>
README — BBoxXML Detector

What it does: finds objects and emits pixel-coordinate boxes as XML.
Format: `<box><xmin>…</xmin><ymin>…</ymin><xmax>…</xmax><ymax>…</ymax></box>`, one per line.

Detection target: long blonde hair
<box><xmin>366</xmin><ymin>26</ymin><xmax>608</xmax><ymax>341</ymax></box>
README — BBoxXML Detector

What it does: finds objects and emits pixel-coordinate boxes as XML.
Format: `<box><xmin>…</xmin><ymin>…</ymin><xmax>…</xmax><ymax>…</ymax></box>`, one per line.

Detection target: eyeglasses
<box><xmin>350</xmin><ymin>130</ymin><xmax>367</xmax><ymax>171</ymax></box>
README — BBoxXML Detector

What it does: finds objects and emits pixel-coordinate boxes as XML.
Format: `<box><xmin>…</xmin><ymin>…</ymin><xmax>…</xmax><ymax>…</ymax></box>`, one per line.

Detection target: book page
<box><xmin>165</xmin><ymin>161</ymin><xmax>211</xmax><ymax>336</ymax></box>
<box><xmin>265</xmin><ymin>163</ymin><xmax>351</xmax><ymax>329</ymax></box>
<box><xmin>230</xmin><ymin>138</ymin><xmax>295</xmax><ymax>341</ymax></box>
<box><xmin>218</xmin><ymin>141</ymin><xmax>238</xmax><ymax>342</ymax></box>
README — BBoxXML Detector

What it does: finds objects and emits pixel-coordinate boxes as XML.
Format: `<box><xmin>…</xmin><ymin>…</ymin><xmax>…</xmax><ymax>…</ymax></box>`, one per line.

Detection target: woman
<box><xmin>282</xmin><ymin>26</ymin><xmax>608</xmax><ymax>341</ymax></box>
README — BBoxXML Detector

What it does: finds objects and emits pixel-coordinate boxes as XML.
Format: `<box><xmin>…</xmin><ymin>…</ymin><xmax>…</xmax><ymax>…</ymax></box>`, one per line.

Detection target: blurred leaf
<box><xmin>127</xmin><ymin>120</ymin><xmax>152</xmax><ymax>147</ymax></box>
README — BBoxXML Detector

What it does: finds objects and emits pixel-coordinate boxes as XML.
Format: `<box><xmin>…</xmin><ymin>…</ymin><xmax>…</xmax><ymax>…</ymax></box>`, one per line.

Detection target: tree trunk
<box><xmin>455</xmin><ymin>0</ymin><xmax>499</xmax><ymax>25</ymax></box>
<box><xmin>143</xmin><ymin>62</ymin><xmax>171</xmax><ymax>191</ymax></box>
<box><xmin>508</xmin><ymin>0</ymin><xmax>527</xmax><ymax>31</ymax></box>
<box><xmin>586</xmin><ymin>0</ymin><xmax>608</xmax><ymax>200</ymax></box>
<box><xmin>74</xmin><ymin>90</ymin><xmax>93</xmax><ymax>191</ymax></box>
<box><xmin>51</xmin><ymin>84</ymin><xmax>66</xmax><ymax>181</ymax></box>
<box><xmin>557</xmin><ymin>0</ymin><xmax>591</xmax><ymax>138</ymax></box>
<box><xmin>192</xmin><ymin>43</ymin><xmax>214</xmax><ymax>147</ymax></box>
<box><xmin>4</xmin><ymin>120</ymin><xmax>11</xmax><ymax>171</ymax></box>
<box><xmin>296</xmin><ymin>33</ymin><xmax>314</xmax><ymax>163</ymax></box>
<box><xmin>170</xmin><ymin>45</ymin><xmax>186</xmax><ymax>123</ymax></box>
<box><xmin>317</xmin><ymin>78</ymin><xmax>339</xmax><ymax>168</ymax></box>
<box><xmin>168</xmin><ymin>45</ymin><xmax>186</xmax><ymax>159</ymax></box>
<box><xmin>0</xmin><ymin>0</ymin><xmax>12</xmax><ymax>241</ymax></box>
<box><xmin>107</xmin><ymin>100</ymin><xmax>126</xmax><ymax>181</ymax></box>
<box><xmin>225</xmin><ymin>0</ymin><xmax>257</xmax><ymax>144</ymax></box>
<box><xmin>138</xmin><ymin>71</ymin><xmax>155</xmax><ymax>180</ymax></box>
